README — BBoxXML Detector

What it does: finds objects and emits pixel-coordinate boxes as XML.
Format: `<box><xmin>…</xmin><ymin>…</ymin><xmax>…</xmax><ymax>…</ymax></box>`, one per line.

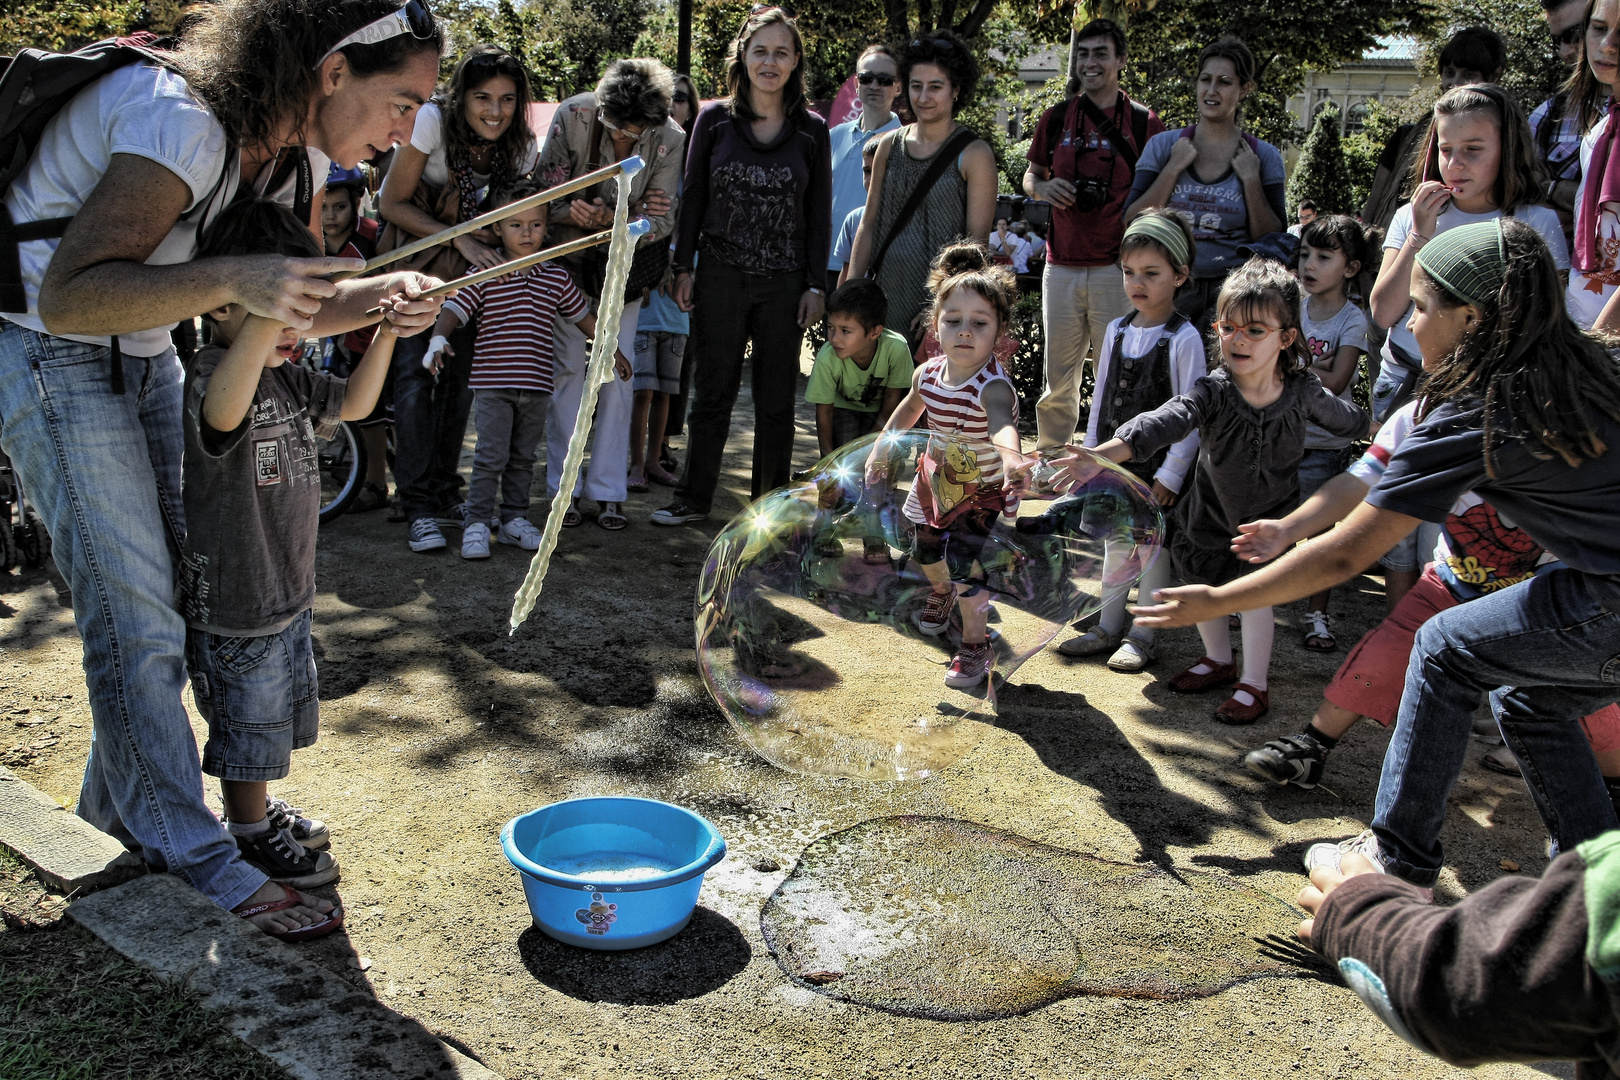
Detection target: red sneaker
<box><xmin>913</xmin><ymin>588</ymin><xmax>956</xmax><ymax>636</ymax></box>
<box><xmin>945</xmin><ymin>641</ymin><xmax>994</xmax><ymax>689</ymax></box>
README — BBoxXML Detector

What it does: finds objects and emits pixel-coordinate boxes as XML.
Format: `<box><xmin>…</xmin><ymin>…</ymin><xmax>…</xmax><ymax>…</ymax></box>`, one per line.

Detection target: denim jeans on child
<box><xmin>186</xmin><ymin>609</ymin><xmax>319</xmax><ymax>782</ymax></box>
<box><xmin>1371</xmin><ymin>568</ymin><xmax>1620</xmax><ymax>886</ymax></box>
<box><xmin>0</xmin><ymin>321</ymin><xmax>263</xmax><ymax>909</ymax></box>
<box><xmin>392</xmin><ymin>318</ymin><xmax>475</xmax><ymax>523</ymax></box>
<box><xmin>471</xmin><ymin>388</ymin><xmax>549</xmax><ymax>526</ymax></box>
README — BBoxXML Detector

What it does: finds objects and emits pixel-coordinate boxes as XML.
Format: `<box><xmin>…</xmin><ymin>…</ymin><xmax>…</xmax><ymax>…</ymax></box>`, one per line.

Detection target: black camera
<box><xmin>1070</xmin><ymin>175</ymin><xmax>1111</xmax><ymax>213</ymax></box>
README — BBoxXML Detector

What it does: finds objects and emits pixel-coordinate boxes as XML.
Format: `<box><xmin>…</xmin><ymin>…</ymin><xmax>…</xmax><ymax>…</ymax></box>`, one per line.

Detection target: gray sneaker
<box><xmin>461</xmin><ymin>521</ymin><xmax>491</xmax><ymax>559</ymax></box>
<box><xmin>408</xmin><ymin>517</ymin><xmax>446</xmax><ymax>552</ymax></box>
<box><xmin>1056</xmin><ymin>626</ymin><xmax>1119</xmax><ymax>658</ymax></box>
<box><xmin>1304</xmin><ymin>829</ymin><xmax>1389</xmax><ymax>876</ymax></box>
<box><xmin>265</xmin><ymin>796</ymin><xmax>329</xmax><ymax>850</ymax></box>
<box><xmin>1106</xmin><ymin>635</ymin><xmax>1155</xmax><ymax>672</ymax></box>
<box><xmin>650</xmin><ymin>502</ymin><xmax>707</xmax><ymax>526</ymax></box>
<box><xmin>498</xmin><ymin>517</ymin><xmax>544</xmax><ymax>549</ymax></box>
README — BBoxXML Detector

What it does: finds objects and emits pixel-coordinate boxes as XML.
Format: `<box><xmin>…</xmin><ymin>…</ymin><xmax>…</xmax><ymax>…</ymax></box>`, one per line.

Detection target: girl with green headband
<box><xmin>1055</xmin><ymin>209</ymin><xmax>1204</xmax><ymax>672</ymax></box>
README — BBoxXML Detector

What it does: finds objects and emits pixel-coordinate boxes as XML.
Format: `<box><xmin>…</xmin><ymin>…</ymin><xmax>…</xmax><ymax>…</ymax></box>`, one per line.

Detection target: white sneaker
<box><xmin>461</xmin><ymin>522</ymin><xmax>491</xmax><ymax>559</ymax></box>
<box><xmin>498</xmin><ymin>517</ymin><xmax>544</xmax><ymax>550</ymax></box>
<box><xmin>1304</xmin><ymin>829</ymin><xmax>1389</xmax><ymax>875</ymax></box>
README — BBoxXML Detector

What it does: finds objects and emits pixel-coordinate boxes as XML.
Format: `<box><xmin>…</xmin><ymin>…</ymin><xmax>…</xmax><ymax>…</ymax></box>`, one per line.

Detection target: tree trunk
<box><xmin>884</xmin><ymin>0</ymin><xmax>911</xmax><ymax>41</ymax></box>
<box><xmin>952</xmin><ymin>0</ymin><xmax>997</xmax><ymax>39</ymax></box>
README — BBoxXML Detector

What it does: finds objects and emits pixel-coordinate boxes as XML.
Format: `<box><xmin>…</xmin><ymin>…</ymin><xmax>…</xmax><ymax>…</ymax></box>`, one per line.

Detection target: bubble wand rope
<box><xmin>509</xmin><ymin>160</ymin><xmax>645</xmax><ymax>633</ymax></box>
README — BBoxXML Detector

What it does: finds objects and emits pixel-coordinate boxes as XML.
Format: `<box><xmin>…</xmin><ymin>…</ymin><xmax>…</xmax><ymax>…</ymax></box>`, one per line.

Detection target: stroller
<box><xmin>0</xmin><ymin>449</ymin><xmax>50</xmax><ymax>571</ymax></box>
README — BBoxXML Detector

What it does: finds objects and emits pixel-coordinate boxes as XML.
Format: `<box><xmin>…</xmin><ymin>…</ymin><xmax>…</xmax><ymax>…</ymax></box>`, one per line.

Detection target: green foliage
<box><xmin>0</xmin><ymin>0</ymin><xmax>144</xmax><ymax>54</ymax></box>
<box><xmin>436</xmin><ymin>0</ymin><xmax>653</xmax><ymax>100</ymax></box>
<box><xmin>1285</xmin><ymin>104</ymin><xmax>1350</xmax><ymax>215</ymax></box>
<box><xmin>1424</xmin><ymin>0</ymin><xmax>1564</xmax><ymax>117</ymax></box>
<box><xmin>1342</xmin><ymin>97</ymin><xmax>1405</xmax><ymax>215</ymax></box>
<box><xmin>1122</xmin><ymin>0</ymin><xmax>1439</xmax><ymax>149</ymax></box>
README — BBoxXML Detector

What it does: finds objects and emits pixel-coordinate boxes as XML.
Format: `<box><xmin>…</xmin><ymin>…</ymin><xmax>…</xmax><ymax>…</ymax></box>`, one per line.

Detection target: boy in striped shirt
<box><xmin>423</xmin><ymin>180</ymin><xmax>630</xmax><ymax>559</ymax></box>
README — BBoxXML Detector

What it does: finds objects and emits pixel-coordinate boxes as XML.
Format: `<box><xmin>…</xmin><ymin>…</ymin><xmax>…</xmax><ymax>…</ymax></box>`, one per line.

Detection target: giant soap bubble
<box><xmin>694</xmin><ymin>431</ymin><xmax>1163</xmax><ymax>781</ymax></box>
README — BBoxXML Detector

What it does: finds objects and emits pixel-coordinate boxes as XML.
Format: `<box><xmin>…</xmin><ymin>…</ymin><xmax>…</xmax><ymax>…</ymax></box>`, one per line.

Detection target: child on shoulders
<box><xmin>1056</xmin><ymin>209</ymin><xmax>1204</xmax><ymax>672</ymax></box>
<box><xmin>180</xmin><ymin>197</ymin><xmax>396</xmax><ymax>905</ymax></box>
<box><xmin>423</xmin><ymin>180</ymin><xmax>629</xmax><ymax>560</ymax></box>
<box><xmin>1294</xmin><ymin>214</ymin><xmax>1372</xmax><ymax>650</ymax></box>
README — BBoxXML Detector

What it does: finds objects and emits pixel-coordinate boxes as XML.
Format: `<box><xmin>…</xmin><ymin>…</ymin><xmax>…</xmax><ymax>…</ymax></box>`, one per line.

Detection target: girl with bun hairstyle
<box><xmin>865</xmin><ymin>243</ymin><xmax>1027</xmax><ymax>691</ymax></box>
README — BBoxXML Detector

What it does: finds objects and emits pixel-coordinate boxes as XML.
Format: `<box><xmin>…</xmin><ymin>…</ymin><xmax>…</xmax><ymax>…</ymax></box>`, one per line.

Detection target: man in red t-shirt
<box><xmin>1023</xmin><ymin>19</ymin><xmax>1164</xmax><ymax>450</ymax></box>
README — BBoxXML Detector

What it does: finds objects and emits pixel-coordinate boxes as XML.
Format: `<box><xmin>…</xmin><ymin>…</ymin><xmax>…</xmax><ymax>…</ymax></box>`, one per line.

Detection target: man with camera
<box><xmin>1024</xmin><ymin>18</ymin><xmax>1164</xmax><ymax>451</ymax></box>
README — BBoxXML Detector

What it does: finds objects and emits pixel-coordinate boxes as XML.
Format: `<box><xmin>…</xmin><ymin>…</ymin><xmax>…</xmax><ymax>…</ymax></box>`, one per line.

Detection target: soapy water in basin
<box><xmin>543</xmin><ymin>854</ymin><xmax>679</xmax><ymax>881</ymax></box>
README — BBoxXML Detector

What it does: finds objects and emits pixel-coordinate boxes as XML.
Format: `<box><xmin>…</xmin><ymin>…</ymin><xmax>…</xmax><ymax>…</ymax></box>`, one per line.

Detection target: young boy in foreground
<box><xmin>181</xmin><ymin>198</ymin><xmax>394</xmax><ymax>909</ymax></box>
<box><xmin>806</xmin><ymin>278</ymin><xmax>913</xmax><ymax>460</ymax></box>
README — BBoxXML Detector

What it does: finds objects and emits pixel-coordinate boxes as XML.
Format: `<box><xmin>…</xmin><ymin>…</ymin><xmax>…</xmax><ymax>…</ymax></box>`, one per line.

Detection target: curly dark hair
<box><xmin>926</xmin><ymin>241</ymin><xmax>1016</xmax><ymax>330</ymax></box>
<box><xmin>440</xmin><ymin>45</ymin><xmax>536</xmax><ymax>192</ymax></box>
<box><xmin>175</xmin><ymin>0</ymin><xmax>444</xmax><ymax>151</ymax></box>
<box><xmin>1419</xmin><ymin>218</ymin><xmax>1620</xmax><ymax>475</ymax></box>
<box><xmin>596</xmin><ymin>58</ymin><xmax>675</xmax><ymax>131</ymax></box>
<box><xmin>725</xmin><ymin>8</ymin><xmax>808</xmax><ymax>122</ymax></box>
<box><xmin>899</xmin><ymin>30</ymin><xmax>980</xmax><ymax>115</ymax></box>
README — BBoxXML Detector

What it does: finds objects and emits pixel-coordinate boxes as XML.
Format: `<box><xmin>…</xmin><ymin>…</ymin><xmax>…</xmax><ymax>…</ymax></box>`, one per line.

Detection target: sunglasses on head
<box><xmin>857</xmin><ymin>71</ymin><xmax>897</xmax><ymax>87</ymax></box>
<box><xmin>749</xmin><ymin>3</ymin><xmax>796</xmax><ymax>15</ymax></box>
<box><xmin>317</xmin><ymin>0</ymin><xmax>435</xmax><ymax>67</ymax></box>
<box><xmin>909</xmin><ymin>36</ymin><xmax>955</xmax><ymax>50</ymax></box>
<box><xmin>1552</xmin><ymin>22</ymin><xmax>1586</xmax><ymax>47</ymax></box>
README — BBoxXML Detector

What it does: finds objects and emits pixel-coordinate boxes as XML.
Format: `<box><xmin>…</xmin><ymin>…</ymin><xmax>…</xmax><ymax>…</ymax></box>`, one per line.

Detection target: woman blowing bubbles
<box><xmin>1069</xmin><ymin>219</ymin><xmax>1620</xmax><ymax>892</ymax></box>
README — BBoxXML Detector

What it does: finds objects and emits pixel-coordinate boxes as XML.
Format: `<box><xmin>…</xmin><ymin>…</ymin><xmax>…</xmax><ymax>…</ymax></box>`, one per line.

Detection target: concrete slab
<box><xmin>0</xmin><ymin>765</ymin><xmax>143</xmax><ymax>893</ymax></box>
<box><xmin>69</xmin><ymin>873</ymin><xmax>504</xmax><ymax>1080</ymax></box>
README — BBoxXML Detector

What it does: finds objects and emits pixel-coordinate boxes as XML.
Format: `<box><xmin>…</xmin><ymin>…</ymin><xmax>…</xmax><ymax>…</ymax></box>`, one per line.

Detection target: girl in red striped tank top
<box><xmin>866</xmin><ymin>244</ymin><xmax>1030</xmax><ymax>690</ymax></box>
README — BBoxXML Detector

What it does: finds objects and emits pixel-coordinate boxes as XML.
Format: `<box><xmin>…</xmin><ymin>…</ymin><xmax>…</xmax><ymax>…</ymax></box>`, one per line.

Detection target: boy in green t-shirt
<box><xmin>807</xmin><ymin>279</ymin><xmax>914</xmax><ymax>458</ymax></box>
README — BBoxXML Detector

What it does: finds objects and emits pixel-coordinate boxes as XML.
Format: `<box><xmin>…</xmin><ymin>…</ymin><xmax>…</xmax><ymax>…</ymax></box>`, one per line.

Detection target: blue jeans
<box><xmin>1372</xmin><ymin>568</ymin><xmax>1620</xmax><ymax>885</ymax></box>
<box><xmin>0</xmin><ymin>321</ymin><xmax>263</xmax><ymax>908</ymax></box>
<box><xmin>187</xmin><ymin>610</ymin><xmax>319</xmax><ymax>782</ymax></box>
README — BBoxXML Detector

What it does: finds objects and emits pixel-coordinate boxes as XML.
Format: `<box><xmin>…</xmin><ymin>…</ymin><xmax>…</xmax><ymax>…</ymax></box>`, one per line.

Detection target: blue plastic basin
<box><xmin>500</xmin><ymin>797</ymin><xmax>726</xmax><ymax>950</ymax></box>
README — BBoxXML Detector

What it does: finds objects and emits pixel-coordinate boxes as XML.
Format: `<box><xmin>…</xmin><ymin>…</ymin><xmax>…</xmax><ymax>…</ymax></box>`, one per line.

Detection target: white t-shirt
<box><xmin>1</xmin><ymin>62</ymin><xmax>330</xmax><ymax>357</ymax></box>
<box><xmin>1568</xmin><ymin>112</ymin><xmax>1617</xmax><ymax>330</ymax></box>
<box><xmin>1382</xmin><ymin>201</ymin><xmax>1568</xmax><ymax>363</ymax></box>
<box><xmin>988</xmin><ymin>229</ymin><xmax>1030</xmax><ymax>273</ymax></box>
<box><xmin>1083</xmin><ymin>314</ymin><xmax>1206</xmax><ymax>493</ymax></box>
<box><xmin>1301</xmin><ymin>297</ymin><xmax>1370</xmax><ymax>450</ymax></box>
<box><xmin>408</xmin><ymin>102</ymin><xmax>539</xmax><ymax>191</ymax></box>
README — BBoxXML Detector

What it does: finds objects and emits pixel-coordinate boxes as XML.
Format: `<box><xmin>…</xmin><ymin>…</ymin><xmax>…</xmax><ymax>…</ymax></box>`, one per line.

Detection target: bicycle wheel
<box><xmin>317</xmin><ymin>420</ymin><xmax>368</xmax><ymax>525</ymax></box>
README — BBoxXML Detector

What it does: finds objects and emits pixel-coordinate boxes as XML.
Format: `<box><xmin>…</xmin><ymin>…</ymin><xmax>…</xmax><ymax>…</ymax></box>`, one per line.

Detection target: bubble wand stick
<box><xmin>509</xmin><ymin>158</ymin><xmax>645</xmax><ymax>633</ymax></box>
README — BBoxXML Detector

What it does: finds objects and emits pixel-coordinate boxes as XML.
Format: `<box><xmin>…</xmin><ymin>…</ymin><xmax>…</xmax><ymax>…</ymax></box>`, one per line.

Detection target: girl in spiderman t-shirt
<box><xmin>1227</xmin><ymin>397</ymin><xmax>1620</xmax><ymax>794</ymax></box>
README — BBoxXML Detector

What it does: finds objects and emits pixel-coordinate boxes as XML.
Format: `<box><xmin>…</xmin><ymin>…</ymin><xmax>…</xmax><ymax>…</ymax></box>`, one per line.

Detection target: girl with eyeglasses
<box><xmin>0</xmin><ymin>0</ymin><xmax>448</xmax><ymax>945</ymax></box>
<box><xmin>1054</xmin><ymin>259</ymin><xmax>1368</xmax><ymax>724</ymax></box>
<box><xmin>1366</xmin><ymin>83</ymin><xmax>1567</xmax><ymax>610</ymax></box>
<box><xmin>826</xmin><ymin>45</ymin><xmax>902</xmax><ymax>294</ymax></box>
<box><xmin>652</xmin><ymin>6</ymin><xmax>833</xmax><ymax>527</ymax></box>
<box><xmin>377</xmin><ymin>43</ymin><xmax>540</xmax><ymax>551</ymax></box>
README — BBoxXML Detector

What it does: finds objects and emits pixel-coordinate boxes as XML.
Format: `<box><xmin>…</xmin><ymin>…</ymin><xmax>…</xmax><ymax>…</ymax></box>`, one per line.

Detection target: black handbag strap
<box><xmin>869</xmin><ymin>125</ymin><xmax>979</xmax><ymax>279</ymax></box>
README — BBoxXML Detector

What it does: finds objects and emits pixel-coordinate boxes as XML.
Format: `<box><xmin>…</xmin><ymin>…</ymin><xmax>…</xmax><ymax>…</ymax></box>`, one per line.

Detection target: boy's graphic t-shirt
<box><xmin>805</xmin><ymin>328</ymin><xmax>914</xmax><ymax>413</ymax></box>
<box><xmin>1301</xmin><ymin>299</ymin><xmax>1370</xmax><ymax>451</ymax></box>
<box><xmin>180</xmin><ymin>346</ymin><xmax>346</xmax><ymax>636</ymax></box>
<box><xmin>1349</xmin><ymin>401</ymin><xmax>1550</xmax><ymax>601</ymax></box>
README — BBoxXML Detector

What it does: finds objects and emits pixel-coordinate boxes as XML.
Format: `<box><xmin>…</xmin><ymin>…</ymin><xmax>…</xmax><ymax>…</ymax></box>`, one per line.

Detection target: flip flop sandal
<box><xmin>561</xmin><ymin>502</ymin><xmax>583</xmax><ymax>528</ymax></box>
<box><xmin>647</xmin><ymin>464</ymin><xmax>679</xmax><ymax>486</ymax></box>
<box><xmin>598</xmin><ymin>502</ymin><xmax>628</xmax><ymax>531</ymax></box>
<box><xmin>1301</xmin><ymin>610</ymin><xmax>1336</xmax><ymax>651</ymax></box>
<box><xmin>627</xmin><ymin>473</ymin><xmax>650</xmax><ymax>493</ymax></box>
<box><xmin>233</xmin><ymin>886</ymin><xmax>344</xmax><ymax>943</ymax></box>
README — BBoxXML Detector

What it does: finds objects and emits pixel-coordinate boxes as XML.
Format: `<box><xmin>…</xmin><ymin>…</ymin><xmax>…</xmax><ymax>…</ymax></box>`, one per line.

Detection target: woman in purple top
<box><xmin>651</xmin><ymin>7</ymin><xmax>833</xmax><ymax>526</ymax></box>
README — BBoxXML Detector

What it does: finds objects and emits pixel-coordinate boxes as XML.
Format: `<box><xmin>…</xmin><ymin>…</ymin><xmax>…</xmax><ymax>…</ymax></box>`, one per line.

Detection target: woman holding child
<box><xmin>0</xmin><ymin>0</ymin><xmax>446</xmax><ymax>940</ymax></box>
<box><xmin>536</xmin><ymin>57</ymin><xmax>686</xmax><ymax>532</ymax></box>
<box><xmin>379</xmin><ymin>43</ymin><xmax>538</xmax><ymax>553</ymax></box>
<box><xmin>652</xmin><ymin>6</ymin><xmax>833</xmax><ymax>527</ymax></box>
<box><xmin>1124</xmin><ymin>36</ymin><xmax>1287</xmax><ymax>330</ymax></box>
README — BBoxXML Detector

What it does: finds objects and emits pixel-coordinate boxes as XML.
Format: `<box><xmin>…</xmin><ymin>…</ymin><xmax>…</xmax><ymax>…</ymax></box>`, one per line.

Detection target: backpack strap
<box><xmin>1077</xmin><ymin>93</ymin><xmax>1143</xmax><ymax>173</ymax></box>
<box><xmin>869</xmin><ymin>125</ymin><xmax>978</xmax><ymax>279</ymax></box>
<box><xmin>1130</xmin><ymin>101</ymin><xmax>1149</xmax><ymax>154</ymax></box>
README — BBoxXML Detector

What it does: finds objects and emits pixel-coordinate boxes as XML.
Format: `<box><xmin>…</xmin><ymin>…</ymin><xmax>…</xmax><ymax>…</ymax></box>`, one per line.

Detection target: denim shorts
<box><xmin>1298</xmin><ymin>445</ymin><xmax>1354</xmax><ymax>500</ymax></box>
<box><xmin>186</xmin><ymin>609</ymin><xmax>319</xmax><ymax>781</ymax></box>
<box><xmin>1379</xmin><ymin>520</ymin><xmax>1444</xmax><ymax>574</ymax></box>
<box><xmin>632</xmin><ymin>331</ymin><xmax>686</xmax><ymax>394</ymax></box>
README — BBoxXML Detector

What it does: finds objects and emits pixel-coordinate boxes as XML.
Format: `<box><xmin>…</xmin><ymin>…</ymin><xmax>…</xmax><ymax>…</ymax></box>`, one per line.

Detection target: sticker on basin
<box><xmin>575</xmin><ymin>891</ymin><xmax>620</xmax><ymax>935</ymax></box>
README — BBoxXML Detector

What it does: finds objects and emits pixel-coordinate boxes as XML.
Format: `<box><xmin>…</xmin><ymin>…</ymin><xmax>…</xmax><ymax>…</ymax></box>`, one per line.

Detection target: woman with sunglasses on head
<box><xmin>1124</xmin><ymin>36</ymin><xmax>1287</xmax><ymax>333</ymax></box>
<box><xmin>826</xmin><ymin>44</ymin><xmax>902</xmax><ymax>295</ymax></box>
<box><xmin>377</xmin><ymin>43</ymin><xmax>538</xmax><ymax>552</ymax></box>
<box><xmin>535</xmin><ymin>57</ymin><xmax>686</xmax><ymax>532</ymax></box>
<box><xmin>651</xmin><ymin>6</ymin><xmax>832</xmax><ymax>527</ymax></box>
<box><xmin>846</xmin><ymin>30</ymin><xmax>997</xmax><ymax>346</ymax></box>
<box><xmin>0</xmin><ymin>0</ymin><xmax>447</xmax><ymax>943</ymax></box>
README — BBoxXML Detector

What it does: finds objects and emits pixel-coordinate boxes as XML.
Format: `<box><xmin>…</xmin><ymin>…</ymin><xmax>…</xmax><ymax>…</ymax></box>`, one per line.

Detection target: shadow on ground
<box><xmin>515</xmin><ymin>907</ymin><xmax>750</xmax><ymax>1004</ymax></box>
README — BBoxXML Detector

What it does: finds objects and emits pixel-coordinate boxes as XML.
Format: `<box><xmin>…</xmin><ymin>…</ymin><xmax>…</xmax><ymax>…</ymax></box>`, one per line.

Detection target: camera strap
<box><xmin>1048</xmin><ymin>92</ymin><xmax>1149</xmax><ymax>175</ymax></box>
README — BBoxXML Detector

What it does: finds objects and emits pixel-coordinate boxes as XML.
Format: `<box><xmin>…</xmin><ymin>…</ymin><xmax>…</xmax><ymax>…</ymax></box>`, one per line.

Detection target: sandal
<box><xmin>350</xmin><ymin>482</ymin><xmax>389</xmax><ymax>513</ymax></box>
<box><xmin>1167</xmin><ymin>657</ymin><xmax>1238</xmax><ymax>694</ymax></box>
<box><xmin>1214</xmin><ymin>682</ymin><xmax>1270</xmax><ymax>725</ymax></box>
<box><xmin>1481</xmin><ymin>744</ymin><xmax>1522</xmax><ymax>776</ymax></box>
<box><xmin>598</xmin><ymin>501</ymin><xmax>628</xmax><ymax>530</ymax></box>
<box><xmin>627</xmin><ymin>472</ymin><xmax>650</xmax><ymax>494</ymax></box>
<box><xmin>233</xmin><ymin>885</ymin><xmax>344</xmax><ymax>943</ymax></box>
<box><xmin>562</xmin><ymin>498</ymin><xmax>583</xmax><ymax>528</ymax></box>
<box><xmin>647</xmin><ymin>464</ymin><xmax>679</xmax><ymax>486</ymax></box>
<box><xmin>1302</xmin><ymin>609</ymin><xmax>1336</xmax><ymax>651</ymax></box>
